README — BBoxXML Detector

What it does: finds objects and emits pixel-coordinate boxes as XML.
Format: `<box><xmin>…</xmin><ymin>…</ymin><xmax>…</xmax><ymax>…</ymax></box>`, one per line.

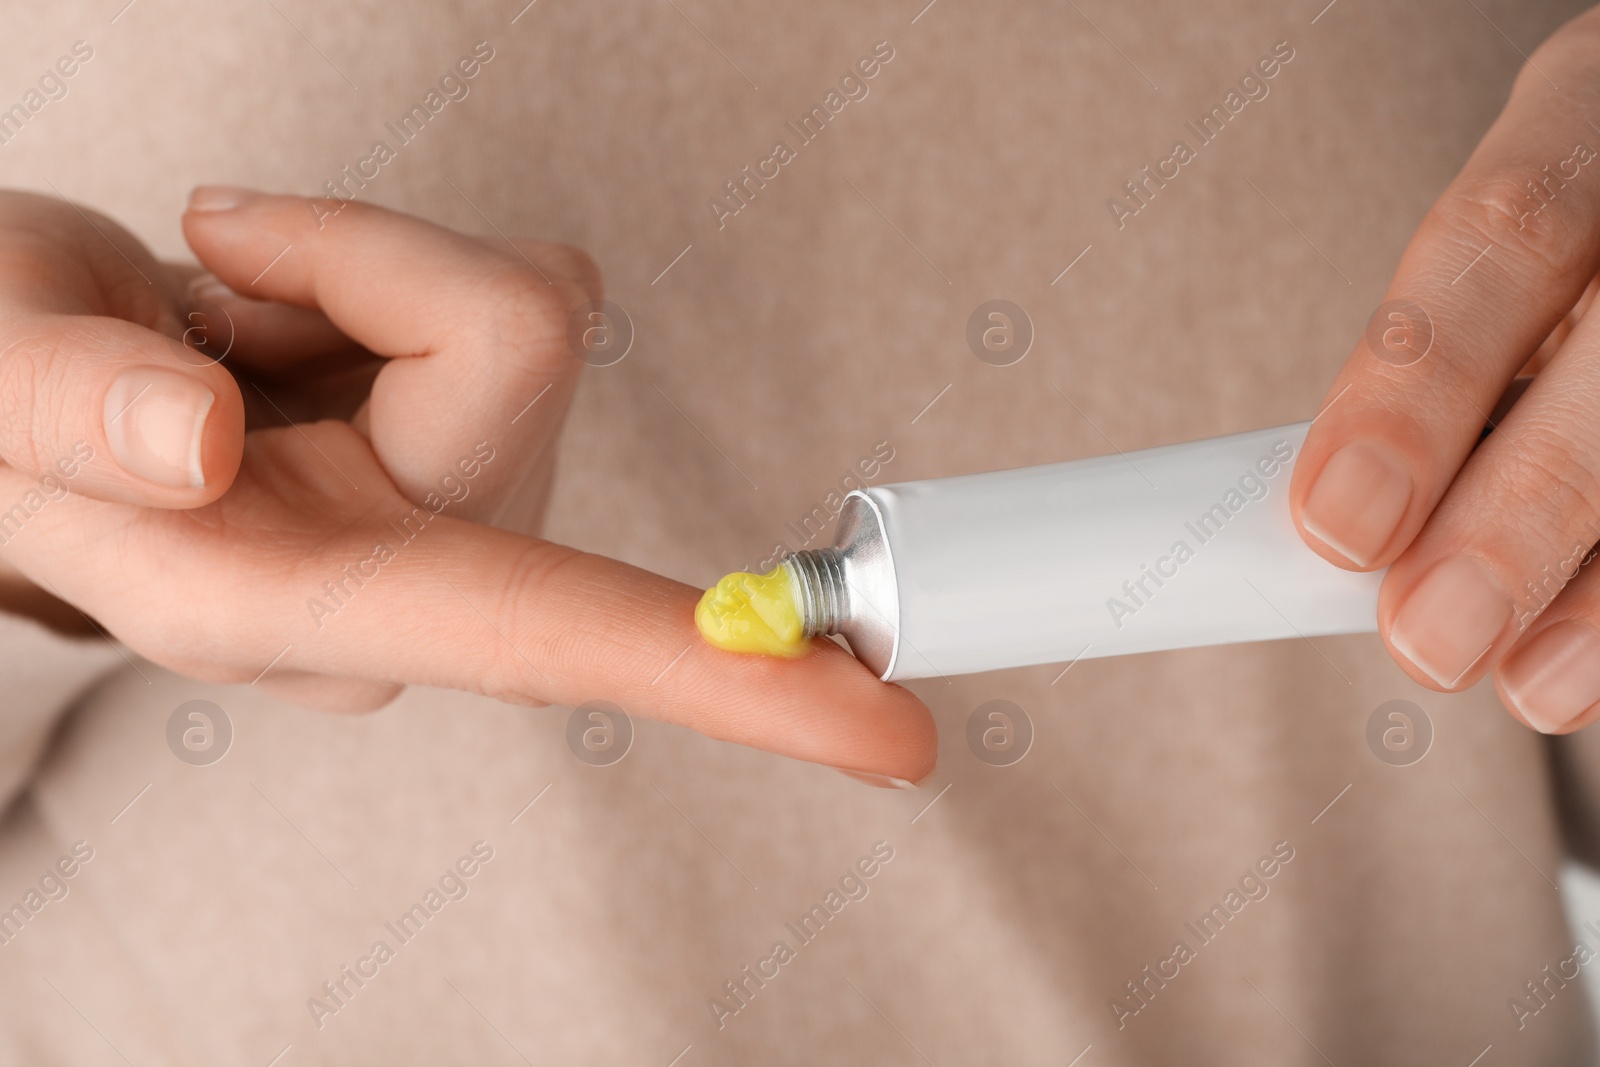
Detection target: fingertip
<box><xmin>185</xmin><ymin>185</ymin><xmax>262</xmax><ymax>216</ymax></box>
<box><xmin>197</xmin><ymin>366</ymin><xmax>245</xmax><ymax>498</ymax></box>
<box><xmin>180</xmin><ymin>187</ymin><xmax>285</xmax><ymax>296</ymax></box>
<box><xmin>1383</xmin><ymin>555</ymin><xmax>1511</xmax><ymax>694</ymax></box>
<box><xmin>836</xmin><ymin>768</ymin><xmax>921</xmax><ymax>790</ymax></box>
<box><xmin>183</xmin><ymin>270</ymin><xmax>354</xmax><ymax>369</ymax></box>
<box><xmin>737</xmin><ymin>639</ymin><xmax>940</xmax><ymax>781</ymax></box>
<box><xmin>1496</xmin><ymin>620</ymin><xmax>1600</xmax><ymax>735</ymax></box>
<box><xmin>185</xmin><ymin>270</ymin><xmax>235</xmax><ymax>305</ymax></box>
<box><xmin>626</xmin><ymin>618</ymin><xmax>938</xmax><ymax>781</ymax></box>
<box><xmin>100</xmin><ymin>357</ymin><xmax>243</xmax><ymax>506</ymax></box>
<box><xmin>1296</xmin><ymin>437</ymin><xmax>1416</xmax><ymax>571</ymax></box>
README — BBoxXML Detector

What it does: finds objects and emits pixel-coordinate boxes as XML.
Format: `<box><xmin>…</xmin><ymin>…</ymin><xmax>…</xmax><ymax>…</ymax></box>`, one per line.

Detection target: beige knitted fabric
<box><xmin>0</xmin><ymin>1</ymin><xmax>1597</xmax><ymax>1062</ymax></box>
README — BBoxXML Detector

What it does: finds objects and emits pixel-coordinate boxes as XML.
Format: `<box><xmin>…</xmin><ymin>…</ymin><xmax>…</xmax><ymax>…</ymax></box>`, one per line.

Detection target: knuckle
<box><xmin>1442</xmin><ymin>172</ymin><xmax>1592</xmax><ymax>280</ymax></box>
<box><xmin>1491</xmin><ymin>419</ymin><xmax>1600</xmax><ymax>558</ymax></box>
<box><xmin>490</xmin><ymin>238</ymin><xmax>602</xmax><ymax>303</ymax></box>
<box><xmin>543</xmin><ymin>242</ymin><xmax>604</xmax><ymax>303</ymax></box>
<box><xmin>467</xmin><ymin>257</ymin><xmax>597</xmax><ymax>372</ymax></box>
<box><xmin>479</xmin><ymin>543</ymin><xmax>586</xmax><ymax>704</ymax></box>
<box><xmin>0</xmin><ymin>321</ymin><xmax>59</xmax><ymax>472</ymax></box>
<box><xmin>473</xmin><ymin>258</ymin><xmax>573</xmax><ymax>338</ymax></box>
<box><xmin>1517</xmin><ymin>13</ymin><xmax>1600</xmax><ymax>94</ymax></box>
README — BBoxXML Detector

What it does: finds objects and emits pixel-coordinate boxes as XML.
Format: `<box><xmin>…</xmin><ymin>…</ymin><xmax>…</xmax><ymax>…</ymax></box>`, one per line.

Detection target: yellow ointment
<box><xmin>694</xmin><ymin>566</ymin><xmax>809</xmax><ymax>658</ymax></box>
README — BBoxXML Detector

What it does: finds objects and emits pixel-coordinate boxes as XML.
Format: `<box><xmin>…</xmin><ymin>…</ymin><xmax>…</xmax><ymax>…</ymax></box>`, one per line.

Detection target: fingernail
<box><xmin>836</xmin><ymin>768</ymin><xmax>917</xmax><ymax>790</ymax></box>
<box><xmin>186</xmin><ymin>185</ymin><xmax>257</xmax><ymax>213</ymax></box>
<box><xmin>103</xmin><ymin>367</ymin><xmax>215</xmax><ymax>489</ymax></box>
<box><xmin>1390</xmin><ymin>556</ymin><xmax>1511</xmax><ymax>688</ymax></box>
<box><xmin>1500</xmin><ymin>621</ymin><xmax>1600</xmax><ymax>733</ymax></box>
<box><xmin>186</xmin><ymin>271</ymin><xmax>236</xmax><ymax>303</ymax></box>
<box><xmin>1302</xmin><ymin>440</ymin><xmax>1413</xmax><ymax>567</ymax></box>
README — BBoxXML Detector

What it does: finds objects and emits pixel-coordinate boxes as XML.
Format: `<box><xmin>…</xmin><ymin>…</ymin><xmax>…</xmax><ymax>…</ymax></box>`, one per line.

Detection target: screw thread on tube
<box><xmin>785</xmin><ymin>548</ymin><xmax>849</xmax><ymax>638</ymax></box>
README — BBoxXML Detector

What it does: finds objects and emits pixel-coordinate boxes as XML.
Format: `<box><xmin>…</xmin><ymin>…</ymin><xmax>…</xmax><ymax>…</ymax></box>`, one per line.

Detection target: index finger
<box><xmin>0</xmin><ymin>424</ymin><xmax>937</xmax><ymax>783</ymax></box>
<box><xmin>181</xmin><ymin>188</ymin><xmax>596</xmax><ymax>522</ymax></box>
<box><xmin>328</xmin><ymin>520</ymin><xmax>939</xmax><ymax>783</ymax></box>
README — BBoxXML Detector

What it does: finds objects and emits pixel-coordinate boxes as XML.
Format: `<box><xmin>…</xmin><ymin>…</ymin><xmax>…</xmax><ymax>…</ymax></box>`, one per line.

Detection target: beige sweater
<box><xmin>2</xmin><ymin>0</ymin><xmax>1598</xmax><ymax>1062</ymax></box>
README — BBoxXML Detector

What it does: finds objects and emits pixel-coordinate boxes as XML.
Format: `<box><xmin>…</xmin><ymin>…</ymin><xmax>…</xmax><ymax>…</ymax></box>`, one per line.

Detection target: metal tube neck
<box><xmin>784</xmin><ymin>548</ymin><xmax>849</xmax><ymax>637</ymax></box>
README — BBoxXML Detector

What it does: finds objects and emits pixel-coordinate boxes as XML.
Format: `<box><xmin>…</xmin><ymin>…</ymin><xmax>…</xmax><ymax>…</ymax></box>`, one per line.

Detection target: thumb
<box><xmin>0</xmin><ymin>313</ymin><xmax>243</xmax><ymax>507</ymax></box>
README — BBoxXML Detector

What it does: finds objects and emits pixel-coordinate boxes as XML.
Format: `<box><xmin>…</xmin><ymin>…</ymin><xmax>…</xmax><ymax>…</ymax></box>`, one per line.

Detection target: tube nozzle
<box><xmin>784</xmin><ymin>548</ymin><xmax>850</xmax><ymax>638</ymax></box>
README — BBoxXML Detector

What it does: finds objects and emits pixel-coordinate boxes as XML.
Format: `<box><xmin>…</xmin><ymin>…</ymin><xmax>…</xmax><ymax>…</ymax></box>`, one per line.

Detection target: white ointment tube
<box><xmin>782</xmin><ymin>421</ymin><xmax>1384</xmax><ymax>682</ymax></box>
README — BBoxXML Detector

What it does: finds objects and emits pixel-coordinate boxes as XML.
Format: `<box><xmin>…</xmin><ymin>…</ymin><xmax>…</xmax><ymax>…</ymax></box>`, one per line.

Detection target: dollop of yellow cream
<box><xmin>694</xmin><ymin>567</ymin><xmax>808</xmax><ymax>658</ymax></box>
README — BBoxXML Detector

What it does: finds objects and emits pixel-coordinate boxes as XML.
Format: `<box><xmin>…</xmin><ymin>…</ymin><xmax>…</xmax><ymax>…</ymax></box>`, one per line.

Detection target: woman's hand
<box><xmin>0</xmin><ymin>188</ymin><xmax>936</xmax><ymax>784</ymax></box>
<box><xmin>1291</xmin><ymin>6</ymin><xmax>1600</xmax><ymax>736</ymax></box>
